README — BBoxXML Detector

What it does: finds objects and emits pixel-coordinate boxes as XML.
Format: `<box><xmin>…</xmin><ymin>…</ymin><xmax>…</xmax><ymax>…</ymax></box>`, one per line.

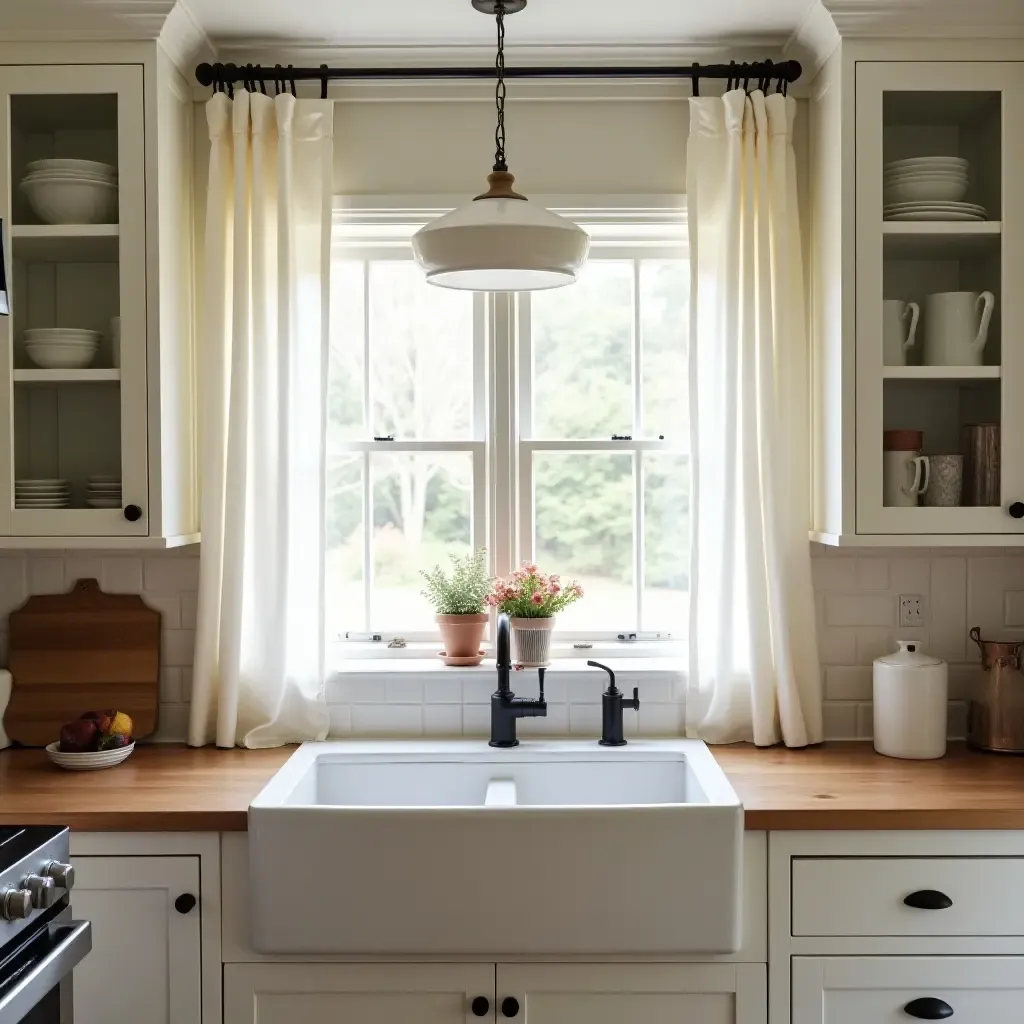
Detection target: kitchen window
<box><xmin>327</xmin><ymin>202</ymin><xmax>689</xmax><ymax>653</ymax></box>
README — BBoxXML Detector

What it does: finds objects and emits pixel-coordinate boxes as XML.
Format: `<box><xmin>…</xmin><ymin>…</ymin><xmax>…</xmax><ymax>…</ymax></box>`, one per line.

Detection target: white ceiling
<box><xmin>187</xmin><ymin>0</ymin><xmax>814</xmax><ymax>47</ymax></box>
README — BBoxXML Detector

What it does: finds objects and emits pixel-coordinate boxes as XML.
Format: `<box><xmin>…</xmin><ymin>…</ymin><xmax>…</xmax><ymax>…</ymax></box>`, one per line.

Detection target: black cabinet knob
<box><xmin>174</xmin><ymin>893</ymin><xmax>197</xmax><ymax>914</ymax></box>
<box><xmin>904</xmin><ymin>998</ymin><xmax>953</xmax><ymax>1020</ymax></box>
<box><xmin>123</xmin><ymin>504</ymin><xmax>143</xmax><ymax>522</ymax></box>
<box><xmin>1009</xmin><ymin>502</ymin><xmax>1024</xmax><ymax>519</ymax></box>
<box><xmin>500</xmin><ymin>997</ymin><xmax>520</xmax><ymax>1018</ymax></box>
<box><xmin>471</xmin><ymin>997</ymin><xmax>490</xmax><ymax>1017</ymax></box>
<box><xmin>903</xmin><ymin>890</ymin><xmax>953</xmax><ymax>911</ymax></box>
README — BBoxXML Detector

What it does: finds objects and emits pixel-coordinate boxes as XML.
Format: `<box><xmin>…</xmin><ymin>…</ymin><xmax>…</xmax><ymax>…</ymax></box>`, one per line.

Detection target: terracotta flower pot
<box><xmin>511</xmin><ymin>616</ymin><xmax>556</xmax><ymax>667</ymax></box>
<box><xmin>436</xmin><ymin>614</ymin><xmax>487</xmax><ymax>667</ymax></box>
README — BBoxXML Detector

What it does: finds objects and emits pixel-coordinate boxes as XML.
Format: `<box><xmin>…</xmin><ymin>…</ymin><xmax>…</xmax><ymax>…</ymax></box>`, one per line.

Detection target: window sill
<box><xmin>332</xmin><ymin>640</ymin><xmax>685</xmax><ymax>665</ymax></box>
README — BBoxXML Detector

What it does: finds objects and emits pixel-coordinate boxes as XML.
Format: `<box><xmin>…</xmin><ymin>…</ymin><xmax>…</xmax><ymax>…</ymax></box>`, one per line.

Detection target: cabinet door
<box><xmin>223</xmin><ymin>963</ymin><xmax>496</xmax><ymax>1024</ymax></box>
<box><xmin>855</xmin><ymin>62</ymin><xmax>1024</xmax><ymax>535</ymax></box>
<box><xmin>71</xmin><ymin>856</ymin><xmax>201</xmax><ymax>1024</ymax></box>
<box><xmin>0</xmin><ymin>64</ymin><xmax>149</xmax><ymax>537</ymax></box>
<box><xmin>496</xmin><ymin>963</ymin><xmax>766</xmax><ymax>1024</ymax></box>
<box><xmin>792</xmin><ymin>956</ymin><xmax>1024</xmax><ymax>1024</ymax></box>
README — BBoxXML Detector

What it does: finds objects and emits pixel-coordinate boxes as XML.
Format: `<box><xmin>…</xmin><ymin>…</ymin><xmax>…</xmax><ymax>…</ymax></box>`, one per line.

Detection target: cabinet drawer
<box><xmin>792</xmin><ymin>957</ymin><xmax>1024</xmax><ymax>1024</ymax></box>
<box><xmin>792</xmin><ymin>858</ymin><xmax>1024</xmax><ymax>936</ymax></box>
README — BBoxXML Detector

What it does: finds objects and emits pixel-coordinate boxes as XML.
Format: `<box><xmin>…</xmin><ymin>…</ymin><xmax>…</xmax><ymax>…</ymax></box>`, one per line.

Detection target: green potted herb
<box><xmin>420</xmin><ymin>548</ymin><xmax>493</xmax><ymax>666</ymax></box>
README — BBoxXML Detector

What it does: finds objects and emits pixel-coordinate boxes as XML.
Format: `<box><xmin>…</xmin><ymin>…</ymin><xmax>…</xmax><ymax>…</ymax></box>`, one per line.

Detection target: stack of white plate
<box><xmin>883</xmin><ymin>157</ymin><xmax>985</xmax><ymax>220</ymax></box>
<box><xmin>23</xmin><ymin>328</ymin><xmax>101</xmax><ymax>370</ymax></box>
<box><xmin>15</xmin><ymin>478</ymin><xmax>70</xmax><ymax>509</ymax></box>
<box><xmin>86</xmin><ymin>475</ymin><xmax>121</xmax><ymax>509</ymax></box>
<box><xmin>20</xmin><ymin>159</ymin><xmax>118</xmax><ymax>225</ymax></box>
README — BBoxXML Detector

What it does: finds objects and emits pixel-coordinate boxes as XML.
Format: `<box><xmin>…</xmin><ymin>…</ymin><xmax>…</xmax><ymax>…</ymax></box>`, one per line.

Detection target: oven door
<box><xmin>0</xmin><ymin>912</ymin><xmax>91</xmax><ymax>1024</ymax></box>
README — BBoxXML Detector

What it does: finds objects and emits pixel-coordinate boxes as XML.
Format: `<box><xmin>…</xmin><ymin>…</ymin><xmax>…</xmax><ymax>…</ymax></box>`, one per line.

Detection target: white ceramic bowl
<box><xmin>885</xmin><ymin>156</ymin><xmax>969</xmax><ymax>172</ymax></box>
<box><xmin>884</xmin><ymin>178</ymin><xmax>969</xmax><ymax>204</ymax></box>
<box><xmin>23</xmin><ymin>170</ymin><xmax>116</xmax><ymax>183</ymax></box>
<box><xmin>25</xmin><ymin>343</ymin><xmax>98</xmax><ymax>369</ymax></box>
<box><xmin>884</xmin><ymin>169</ymin><xmax>968</xmax><ymax>181</ymax></box>
<box><xmin>26</xmin><ymin>158</ymin><xmax>116</xmax><ymax>178</ymax></box>
<box><xmin>88</xmin><ymin>475</ymin><xmax>120</xmax><ymax>484</ymax></box>
<box><xmin>24</xmin><ymin>328</ymin><xmax>101</xmax><ymax>341</ymax></box>
<box><xmin>46</xmin><ymin>741</ymin><xmax>134</xmax><ymax>771</ymax></box>
<box><xmin>20</xmin><ymin>178</ymin><xmax>117</xmax><ymax>225</ymax></box>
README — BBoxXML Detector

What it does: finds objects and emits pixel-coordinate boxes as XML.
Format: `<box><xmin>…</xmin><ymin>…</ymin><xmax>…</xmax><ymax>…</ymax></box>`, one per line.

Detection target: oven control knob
<box><xmin>42</xmin><ymin>862</ymin><xmax>75</xmax><ymax>890</ymax></box>
<box><xmin>22</xmin><ymin>874</ymin><xmax>56</xmax><ymax>909</ymax></box>
<box><xmin>2</xmin><ymin>888</ymin><xmax>34</xmax><ymax>920</ymax></box>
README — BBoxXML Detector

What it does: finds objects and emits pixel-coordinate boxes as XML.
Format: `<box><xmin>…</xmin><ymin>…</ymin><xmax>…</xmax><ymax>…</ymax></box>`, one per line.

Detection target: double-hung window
<box><xmin>327</xmin><ymin>202</ymin><xmax>689</xmax><ymax>654</ymax></box>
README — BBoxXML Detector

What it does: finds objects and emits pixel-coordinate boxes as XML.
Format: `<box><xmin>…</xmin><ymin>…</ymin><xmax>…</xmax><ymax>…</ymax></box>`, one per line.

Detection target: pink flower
<box><xmin>548</xmin><ymin>582</ymin><xmax>561</xmax><ymax>595</ymax></box>
<box><xmin>530</xmin><ymin>592</ymin><xmax>545</xmax><ymax>606</ymax></box>
<box><xmin>570</xmin><ymin>582</ymin><xmax>584</xmax><ymax>598</ymax></box>
<box><xmin>522</xmin><ymin>562</ymin><xmax>538</xmax><ymax>575</ymax></box>
<box><xmin>549</xmin><ymin>574</ymin><xmax>560</xmax><ymax>583</ymax></box>
<box><xmin>484</xmin><ymin>594</ymin><xmax>499</xmax><ymax>607</ymax></box>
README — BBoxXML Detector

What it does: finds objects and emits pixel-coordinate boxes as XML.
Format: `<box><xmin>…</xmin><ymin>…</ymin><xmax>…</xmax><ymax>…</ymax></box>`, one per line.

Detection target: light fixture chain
<box><xmin>493</xmin><ymin>2</ymin><xmax>507</xmax><ymax>172</ymax></box>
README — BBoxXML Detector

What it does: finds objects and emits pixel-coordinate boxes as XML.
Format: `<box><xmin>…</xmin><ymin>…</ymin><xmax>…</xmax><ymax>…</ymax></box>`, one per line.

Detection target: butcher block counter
<box><xmin>0</xmin><ymin>742</ymin><xmax>1022</xmax><ymax>831</ymax></box>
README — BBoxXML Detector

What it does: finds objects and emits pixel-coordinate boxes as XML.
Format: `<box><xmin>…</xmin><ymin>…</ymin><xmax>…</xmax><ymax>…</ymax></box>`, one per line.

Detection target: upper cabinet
<box><xmin>0</xmin><ymin>54</ymin><xmax>197</xmax><ymax>547</ymax></box>
<box><xmin>810</xmin><ymin>51</ymin><xmax>1024</xmax><ymax>545</ymax></box>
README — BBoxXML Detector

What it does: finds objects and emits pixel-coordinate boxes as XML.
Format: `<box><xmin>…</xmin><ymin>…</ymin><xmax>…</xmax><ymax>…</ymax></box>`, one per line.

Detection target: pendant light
<box><xmin>412</xmin><ymin>0</ymin><xmax>589</xmax><ymax>291</ymax></box>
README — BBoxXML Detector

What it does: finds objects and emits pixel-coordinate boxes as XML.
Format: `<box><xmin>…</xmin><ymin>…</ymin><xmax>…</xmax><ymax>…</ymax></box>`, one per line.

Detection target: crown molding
<box><xmin>824</xmin><ymin>0</ymin><xmax>1024</xmax><ymax>38</ymax></box>
<box><xmin>159</xmin><ymin>1</ymin><xmax>216</xmax><ymax>73</ymax></box>
<box><xmin>209</xmin><ymin>38</ymin><xmax>789</xmax><ymax>70</ymax></box>
<box><xmin>784</xmin><ymin>3</ymin><xmax>840</xmax><ymax>79</ymax></box>
<box><xmin>0</xmin><ymin>0</ymin><xmax>177</xmax><ymax>40</ymax></box>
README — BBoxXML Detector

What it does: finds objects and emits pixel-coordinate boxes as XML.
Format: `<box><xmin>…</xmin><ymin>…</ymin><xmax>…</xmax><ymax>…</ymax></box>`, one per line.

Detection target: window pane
<box><xmin>328</xmin><ymin>260</ymin><xmax>365</xmax><ymax>441</ymax></box>
<box><xmin>641</xmin><ymin>260</ymin><xmax>689</xmax><ymax>446</ymax></box>
<box><xmin>531</xmin><ymin>261</ymin><xmax>633</xmax><ymax>439</ymax></box>
<box><xmin>371</xmin><ymin>451</ymin><xmax>473</xmax><ymax>630</ymax></box>
<box><xmin>534</xmin><ymin>452</ymin><xmax>634</xmax><ymax>631</ymax></box>
<box><xmin>643</xmin><ymin>453</ymin><xmax>690</xmax><ymax>634</ymax></box>
<box><xmin>325</xmin><ymin>454</ymin><xmax>365</xmax><ymax>639</ymax></box>
<box><xmin>369</xmin><ymin>262</ymin><xmax>474</xmax><ymax>440</ymax></box>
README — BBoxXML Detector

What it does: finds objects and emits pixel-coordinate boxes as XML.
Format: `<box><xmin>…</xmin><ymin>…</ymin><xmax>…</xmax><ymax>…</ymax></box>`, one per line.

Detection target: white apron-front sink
<box><xmin>248</xmin><ymin>739</ymin><xmax>743</xmax><ymax>956</ymax></box>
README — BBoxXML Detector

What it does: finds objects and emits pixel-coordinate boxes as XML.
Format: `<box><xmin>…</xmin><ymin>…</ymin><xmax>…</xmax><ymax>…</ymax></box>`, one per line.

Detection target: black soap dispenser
<box><xmin>587</xmin><ymin>660</ymin><xmax>639</xmax><ymax>746</ymax></box>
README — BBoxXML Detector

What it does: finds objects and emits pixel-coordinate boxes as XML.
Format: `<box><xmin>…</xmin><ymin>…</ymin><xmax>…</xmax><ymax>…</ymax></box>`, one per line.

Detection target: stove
<box><xmin>0</xmin><ymin>827</ymin><xmax>90</xmax><ymax>1024</ymax></box>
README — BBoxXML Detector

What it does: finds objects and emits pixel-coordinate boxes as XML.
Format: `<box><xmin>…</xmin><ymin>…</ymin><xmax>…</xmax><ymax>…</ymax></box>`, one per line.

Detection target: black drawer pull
<box><xmin>903</xmin><ymin>890</ymin><xmax>953</xmax><ymax>911</ymax></box>
<box><xmin>174</xmin><ymin>893</ymin><xmax>197</xmax><ymax>914</ymax></box>
<box><xmin>904</xmin><ymin>998</ymin><xmax>953</xmax><ymax>1020</ymax></box>
<box><xmin>501</xmin><ymin>997</ymin><xmax>520</xmax><ymax>1018</ymax></box>
<box><xmin>471</xmin><ymin>997</ymin><xmax>490</xmax><ymax>1017</ymax></box>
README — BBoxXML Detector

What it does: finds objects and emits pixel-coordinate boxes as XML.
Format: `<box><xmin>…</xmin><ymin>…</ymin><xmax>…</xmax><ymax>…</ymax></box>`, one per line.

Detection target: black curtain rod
<box><xmin>195</xmin><ymin>58</ymin><xmax>801</xmax><ymax>89</ymax></box>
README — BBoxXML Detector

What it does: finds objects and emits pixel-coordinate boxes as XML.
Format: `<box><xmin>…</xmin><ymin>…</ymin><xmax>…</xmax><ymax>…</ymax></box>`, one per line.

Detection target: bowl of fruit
<box><xmin>46</xmin><ymin>711</ymin><xmax>134</xmax><ymax>770</ymax></box>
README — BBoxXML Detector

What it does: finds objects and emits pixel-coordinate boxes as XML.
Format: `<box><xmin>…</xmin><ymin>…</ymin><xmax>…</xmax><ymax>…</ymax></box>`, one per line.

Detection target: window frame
<box><xmin>329</xmin><ymin>197</ymin><xmax>687</xmax><ymax>659</ymax></box>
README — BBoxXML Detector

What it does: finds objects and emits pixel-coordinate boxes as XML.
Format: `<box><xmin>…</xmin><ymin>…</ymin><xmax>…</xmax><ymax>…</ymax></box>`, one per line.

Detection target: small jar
<box><xmin>873</xmin><ymin>640</ymin><xmax>948</xmax><ymax>759</ymax></box>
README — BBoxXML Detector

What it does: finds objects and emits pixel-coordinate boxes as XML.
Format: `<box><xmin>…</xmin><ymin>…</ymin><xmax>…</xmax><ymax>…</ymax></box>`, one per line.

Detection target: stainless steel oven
<box><xmin>0</xmin><ymin>827</ymin><xmax>90</xmax><ymax>1024</ymax></box>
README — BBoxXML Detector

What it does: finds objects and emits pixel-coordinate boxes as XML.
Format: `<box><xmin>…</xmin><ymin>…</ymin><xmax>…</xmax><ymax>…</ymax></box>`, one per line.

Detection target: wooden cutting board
<box><xmin>5</xmin><ymin>578</ymin><xmax>161</xmax><ymax>747</ymax></box>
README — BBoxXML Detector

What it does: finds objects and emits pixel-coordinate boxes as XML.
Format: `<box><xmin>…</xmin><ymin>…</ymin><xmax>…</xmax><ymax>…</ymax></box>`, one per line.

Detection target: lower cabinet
<box><xmin>223</xmin><ymin>962</ymin><xmax>766</xmax><ymax>1024</ymax></box>
<box><xmin>71</xmin><ymin>856</ymin><xmax>202</xmax><ymax>1024</ymax></box>
<box><xmin>791</xmin><ymin>957</ymin><xmax>1024</xmax><ymax>1024</ymax></box>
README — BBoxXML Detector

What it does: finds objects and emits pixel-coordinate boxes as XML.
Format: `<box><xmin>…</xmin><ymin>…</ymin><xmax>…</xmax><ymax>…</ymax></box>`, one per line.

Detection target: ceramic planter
<box><xmin>511</xmin><ymin>615</ymin><xmax>556</xmax><ymax>667</ymax></box>
<box><xmin>436</xmin><ymin>613</ymin><xmax>487</xmax><ymax>666</ymax></box>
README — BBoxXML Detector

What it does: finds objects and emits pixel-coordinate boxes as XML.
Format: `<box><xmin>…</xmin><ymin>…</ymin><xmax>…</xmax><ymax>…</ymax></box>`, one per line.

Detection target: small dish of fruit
<box><xmin>46</xmin><ymin>711</ymin><xmax>135</xmax><ymax>770</ymax></box>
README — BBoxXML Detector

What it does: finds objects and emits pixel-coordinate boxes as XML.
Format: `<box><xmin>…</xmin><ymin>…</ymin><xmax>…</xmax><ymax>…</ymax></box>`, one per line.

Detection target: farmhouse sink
<box><xmin>248</xmin><ymin>739</ymin><xmax>743</xmax><ymax>955</ymax></box>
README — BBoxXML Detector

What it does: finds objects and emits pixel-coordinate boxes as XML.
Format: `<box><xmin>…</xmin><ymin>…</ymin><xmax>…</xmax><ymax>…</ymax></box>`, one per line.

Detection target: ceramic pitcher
<box><xmin>924</xmin><ymin>291</ymin><xmax>995</xmax><ymax>366</ymax></box>
<box><xmin>882</xmin><ymin>299</ymin><xmax>919</xmax><ymax>366</ymax></box>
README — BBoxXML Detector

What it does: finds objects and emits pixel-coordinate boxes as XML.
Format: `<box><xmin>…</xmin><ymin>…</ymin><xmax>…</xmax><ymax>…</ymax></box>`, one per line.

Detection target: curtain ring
<box><xmin>690</xmin><ymin>62</ymin><xmax>700</xmax><ymax>97</ymax></box>
<box><xmin>320</xmin><ymin>63</ymin><xmax>329</xmax><ymax>99</ymax></box>
<box><xmin>274</xmin><ymin>64</ymin><xmax>283</xmax><ymax>96</ymax></box>
<box><xmin>257</xmin><ymin>65</ymin><xmax>267</xmax><ymax>94</ymax></box>
<box><xmin>288</xmin><ymin>64</ymin><xmax>297</xmax><ymax>97</ymax></box>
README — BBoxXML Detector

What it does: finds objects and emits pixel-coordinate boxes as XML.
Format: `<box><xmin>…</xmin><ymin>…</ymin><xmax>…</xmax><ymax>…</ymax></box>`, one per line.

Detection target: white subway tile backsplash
<box><xmin>818</xmin><ymin>627</ymin><xmax>857</xmax><ymax>665</ymax></box>
<box><xmin>422</xmin><ymin>678</ymin><xmax>463</xmax><ymax>704</ymax></box>
<box><xmin>328</xmin><ymin>704</ymin><xmax>352</xmax><ymax>736</ymax></box>
<box><xmin>824</xmin><ymin>666</ymin><xmax>872</xmax><ymax>701</ymax></box>
<box><xmin>161</xmin><ymin>629</ymin><xmax>195</xmax><ymax>667</ymax></box>
<box><xmin>180</xmin><ymin>592</ymin><xmax>198</xmax><ymax>630</ymax></box>
<box><xmin>462</xmin><ymin>704</ymin><xmax>490</xmax><ymax>736</ymax></box>
<box><xmin>423</xmin><ymin>705</ymin><xmax>462</xmax><ymax>735</ymax></box>
<box><xmin>144</xmin><ymin>595</ymin><xmax>181</xmax><ymax>629</ymax></box>
<box><xmin>855</xmin><ymin>628</ymin><xmax>895</xmax><ymax>665</ymax></box>
<box><xmin>931</xmin><ymin>557</ymin><xmax>968</xmax><ymax>663</ymax></box>
<box><xmin>143</xmin><ymin>555</ymin><xmax>200</xmax><ymax>593</ymax></box>
<box><xmin>824</xmin><ymin>592</ymin><xmax>895</xmax><ymax>627</ymax></box>
<box><xmin>101</xmin><ymin>557</ymin><xmax>143</xmax><ymax>594</ymax></box>
<box><xmin>385</xmin><ymin>677</ymin><xmax>423</xmax><ymax>704</ymax></box>
<box><xmin>568</xmin><ymin>703</ymin><xmax>602</xmax><ymax>735</ymax></box>
<box><xmin>822</xmin><ymin>701</ymin><xmax>858</xmax><ymax>740</ymax></box>
<box><xmin>857</xmin><ymin>557</ymin><xmax>890</xmax><ymax>591</ymax></box>
<box><xmin>889</xmin><ymin>556</ymin><xmax>930</xmax><ymax>595</ymax></box>
<box><xmin>350</xmin><ymin>704</ymin><xmax>423</xmax><ymax>736</ymax></box>
<box><xmin>160</xmin><ymin>667</ymin><xmax>182</xmax><ymax>704</ymax></box>
<box><xmin>812</xmin><ymin>556</ymin><xmax>856</xmax><ymax>591</ymax></box>
<box><xmin>29</xmin><ymin>558</ymin><xmax>63</xmax><ymax>595</ymax></box>
<box><xmin>63</xmin><ymin>558</ymin><xmax>103</xmax><ymax>586</ymax></box>
<box><xmin>0</xmin><ymin>561</ymin><xmax>27</xmax><ymax>617</ymax></box>
<box><xmin>1005</xmin><ymin>591</ymin><xmax>1024</xmax><ymax>627</ymax></box>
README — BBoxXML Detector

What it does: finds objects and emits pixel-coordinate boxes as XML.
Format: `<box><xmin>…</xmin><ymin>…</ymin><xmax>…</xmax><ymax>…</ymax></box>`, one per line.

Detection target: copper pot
<box><xmin>967</xmin><ymin>626</ymin><xmax>1024</xmax><ymax>753</ymax></box>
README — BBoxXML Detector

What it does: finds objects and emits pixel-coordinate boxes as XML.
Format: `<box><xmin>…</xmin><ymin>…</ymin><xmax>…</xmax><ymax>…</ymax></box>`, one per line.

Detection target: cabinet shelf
<box><xmin>14</xmin><ymin>369</ymin><xmax>120</xmax><ymax>383</ymax></box>
<box><xmin>11</xmin><ymin>224</ymin><xmax>119</xmax><ymax>262</ymax></box>
<box><xmin>882</xmin><ymin>221</ymin><xmax>1001</xmax><ymax>258</ymax></box>
<box><xmin>882</xmin><ymin>366</ymin><xmax>1000</xmax><ymax>380</ymax></box>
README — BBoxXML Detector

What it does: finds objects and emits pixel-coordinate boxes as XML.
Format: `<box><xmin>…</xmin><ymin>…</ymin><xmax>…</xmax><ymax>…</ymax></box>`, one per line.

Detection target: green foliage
<box><xmin>419</xmin><ymin>548</ymin><xmax>492</xmax><ymax>615</ymax></box>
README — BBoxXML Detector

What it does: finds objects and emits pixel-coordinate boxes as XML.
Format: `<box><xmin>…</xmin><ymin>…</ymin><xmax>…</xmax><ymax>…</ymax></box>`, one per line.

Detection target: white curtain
<box><xmin>685</xmin><ymin>89</ymin><xmax>823</xmax><ymax>747</ymax></box>
<box><xmin>189</xmin><ymin>91</ymin><xmax>332</xmax><ymax>748</ymax></box>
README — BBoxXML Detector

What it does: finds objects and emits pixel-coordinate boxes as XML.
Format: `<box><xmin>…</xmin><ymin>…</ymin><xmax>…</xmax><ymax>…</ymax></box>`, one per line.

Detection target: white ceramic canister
<box><xmin>873</xmin><ymin>640</ymin><xmax>948</xmax><ymax>760</ymax></box>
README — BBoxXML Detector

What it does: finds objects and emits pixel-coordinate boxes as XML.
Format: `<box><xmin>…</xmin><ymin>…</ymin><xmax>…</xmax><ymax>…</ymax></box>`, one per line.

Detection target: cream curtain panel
<box><xmin>685</xmin><ymin>89</ymin><xmax>823</xmax><ymax>747</ymax></box>
<box><xmin>190</xmin><ymin>91</ymin><xmax>333</xmax><ymax>747</ymax></box>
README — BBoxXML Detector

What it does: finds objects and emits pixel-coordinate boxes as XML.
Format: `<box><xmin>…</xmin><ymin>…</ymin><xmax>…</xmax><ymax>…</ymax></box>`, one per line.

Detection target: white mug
<box><xmin>883</xmin><ymin>300</ymin><xmax>919</xmax><ymax>366</ymax></box>
<box><xmin>924</xmin><ymin>291</ymin><xmax>995</xmax><ymax>366</ymax></box>
<box><xmin>883</xmin><ymin>451</ymin><xmax>929</xmax><ymax>507</ymax></box>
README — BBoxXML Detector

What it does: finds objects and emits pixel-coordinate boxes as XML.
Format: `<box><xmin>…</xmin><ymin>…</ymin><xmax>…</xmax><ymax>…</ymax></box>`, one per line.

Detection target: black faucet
<box><xmin>490</xmin><ymin>613</ymin><xmax>548</xmax><ymax>747</ymax></box>
<box><xmin>588</xmin><ymin>660</ymin><xmax>640</xmax><ymax>746</ymax></box>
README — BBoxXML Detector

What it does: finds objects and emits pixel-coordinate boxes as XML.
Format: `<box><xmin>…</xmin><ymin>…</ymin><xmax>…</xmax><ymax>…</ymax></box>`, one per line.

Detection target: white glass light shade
<box><xmin>412</xmin><ymin>194</ymin><xmax>590</xmax><ymax>292</ymax></box>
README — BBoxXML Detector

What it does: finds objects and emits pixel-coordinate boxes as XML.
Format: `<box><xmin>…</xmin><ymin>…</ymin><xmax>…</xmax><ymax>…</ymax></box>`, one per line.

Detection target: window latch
<box><xmin>616</xmin><ymin>631</ymin><xmax>674</xmax><ymax>642</ymax></box>
<box><xmin>611</xmin><ymin>434</ymin><xmax>632</xmax><ymax>441</ymax></box>
<box><xmin>373</xmin><ymin>435</ymin><xmax>395</xmax><ymax>442</ymax></box>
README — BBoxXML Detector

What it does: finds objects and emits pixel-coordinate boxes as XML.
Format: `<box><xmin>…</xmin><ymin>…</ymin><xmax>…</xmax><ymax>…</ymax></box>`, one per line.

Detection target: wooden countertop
<box><xmin>1</xmin><ymin>742</ymin><xmax>1023</xmax><ymax>832</ymax></box>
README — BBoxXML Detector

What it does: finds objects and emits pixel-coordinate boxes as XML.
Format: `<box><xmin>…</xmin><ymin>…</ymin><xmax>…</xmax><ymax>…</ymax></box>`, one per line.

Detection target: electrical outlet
<box><xmin>899</xmin><ymin>594</ymin><xmax>926</xmax><ymax>627</ymax></box>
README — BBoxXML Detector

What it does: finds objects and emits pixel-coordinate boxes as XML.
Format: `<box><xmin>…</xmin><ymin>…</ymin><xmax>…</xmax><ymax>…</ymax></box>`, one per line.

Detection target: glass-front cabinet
<box><xmin>855</xmin><ymin>62</ymin><xmax>1024</xmax><ymax>536</ymax></box>
<box><xmin>0</xmin><ymin>65</ymin><xmax>147</xmax><ymax>538</ymax></box>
